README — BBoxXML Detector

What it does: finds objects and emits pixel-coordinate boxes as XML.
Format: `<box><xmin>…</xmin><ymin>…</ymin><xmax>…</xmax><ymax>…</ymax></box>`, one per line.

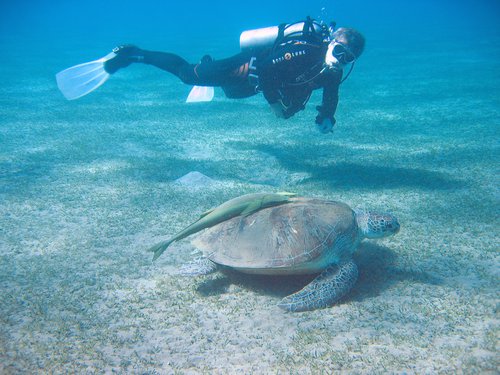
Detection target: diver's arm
<box><xmin>315</xmin><ymin>70</ymin><xmax>341</xmax><ymax>126</ymax></box>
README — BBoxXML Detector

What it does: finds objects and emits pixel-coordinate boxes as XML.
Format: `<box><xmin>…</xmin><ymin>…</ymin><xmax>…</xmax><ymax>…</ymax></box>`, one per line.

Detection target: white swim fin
<box><xmin>186</xmin><ymin>85</ymin><xmax>214</xmax><ymax>103</ymax></box>
<box><xmin>56</xmin><ymin>52</ymin><xmax>116</xmax><ymax>100</ymax></box>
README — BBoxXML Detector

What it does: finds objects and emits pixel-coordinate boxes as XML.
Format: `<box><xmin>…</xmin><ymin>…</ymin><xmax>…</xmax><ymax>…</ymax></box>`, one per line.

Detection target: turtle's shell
<box><xmin>191</xmin><ymin>198</ymin><xmax>360</xmax><ymax>275</ymax></box>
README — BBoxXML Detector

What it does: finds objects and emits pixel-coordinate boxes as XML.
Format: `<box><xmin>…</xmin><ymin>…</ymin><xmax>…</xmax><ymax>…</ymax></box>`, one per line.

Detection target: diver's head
<box><xmin>325</xmin><ymin>27</ymin><xmax>365</xmax><ymax>71</ymax></box>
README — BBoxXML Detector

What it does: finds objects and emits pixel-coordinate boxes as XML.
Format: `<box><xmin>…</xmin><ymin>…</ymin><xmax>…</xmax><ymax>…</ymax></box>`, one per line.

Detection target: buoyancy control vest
<box><xmin>241</xmin><ymin>18</ymin><xmax>334</xmax><ymax>88</ymax></box>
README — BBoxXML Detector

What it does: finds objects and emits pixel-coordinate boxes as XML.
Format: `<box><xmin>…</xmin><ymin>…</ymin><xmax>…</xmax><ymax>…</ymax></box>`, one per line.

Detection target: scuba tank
<box><xmin>240</xmin><ymin>25</ymin><xmax>283</xmax><ymax>51</ymax></box>
<box><xmin>240</xmin><ymin>17</ymin><xmax>333</xmax><ymax>52</ymax></box>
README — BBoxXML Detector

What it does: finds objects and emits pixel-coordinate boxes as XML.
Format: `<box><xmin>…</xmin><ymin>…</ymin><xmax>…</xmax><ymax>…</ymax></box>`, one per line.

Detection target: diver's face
<box><xmin>325</xmin><ymin>38</ymin><xmax>356</xmax><ymax>71</ymax></box>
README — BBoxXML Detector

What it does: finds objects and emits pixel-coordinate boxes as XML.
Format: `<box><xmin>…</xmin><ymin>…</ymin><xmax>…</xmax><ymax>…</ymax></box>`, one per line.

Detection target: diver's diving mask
<box><xmin>325</xmin><ymin>40</ymin><xmax>356</xmax><ymax>69</ymax></box>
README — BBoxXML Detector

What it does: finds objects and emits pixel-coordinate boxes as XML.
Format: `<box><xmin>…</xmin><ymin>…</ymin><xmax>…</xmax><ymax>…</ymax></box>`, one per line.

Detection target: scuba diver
<box><xmin>56</xmin><ymin>17</ymin><xmax>365</xmax><ymax>134</ymax></box>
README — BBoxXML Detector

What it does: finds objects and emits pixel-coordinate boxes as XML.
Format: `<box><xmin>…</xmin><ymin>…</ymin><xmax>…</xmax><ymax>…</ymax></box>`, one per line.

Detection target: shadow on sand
<box><xmin>227</xmin><ymin>142</ymin><xmax>465</xmax><ymax>191</ymax></box>
<box><xmin>194</xmin><ymin>242</ymin><xmax>443</xmax><ymax>307</ymax></box>
<box><xmin>124</xmin><ymin>139</ymin><xmax>465</xmax><ymax>192</ymax></box>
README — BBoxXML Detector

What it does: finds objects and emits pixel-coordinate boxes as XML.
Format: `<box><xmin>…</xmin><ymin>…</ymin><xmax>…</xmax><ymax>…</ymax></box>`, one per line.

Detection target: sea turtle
<box><xmin>186</xmin><ymin>197</ymin><xmax>400</xmax><ymax>312</ymax></box>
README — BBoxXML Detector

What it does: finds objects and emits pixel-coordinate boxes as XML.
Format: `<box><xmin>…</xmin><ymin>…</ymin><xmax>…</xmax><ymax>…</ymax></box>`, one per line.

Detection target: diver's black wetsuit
<box><xmin>127</xmin><ymin>40</ymin><xmax>342</xmax><ymax>122</ymax></box>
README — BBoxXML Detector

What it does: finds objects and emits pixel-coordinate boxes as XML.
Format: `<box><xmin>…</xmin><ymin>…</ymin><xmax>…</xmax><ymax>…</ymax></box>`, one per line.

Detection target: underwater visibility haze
<box><xmin>0</xmin><ymin>0</ymin><xmax>499</xmax><ymax>372</ymax></box>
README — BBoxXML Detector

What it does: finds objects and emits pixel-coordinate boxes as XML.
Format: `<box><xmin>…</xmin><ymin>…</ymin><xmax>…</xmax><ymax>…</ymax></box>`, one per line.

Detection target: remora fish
<box><xmin>148</xmin><ymin>192</ymin><xmax>297</xmax><ymax>261</ymax></box>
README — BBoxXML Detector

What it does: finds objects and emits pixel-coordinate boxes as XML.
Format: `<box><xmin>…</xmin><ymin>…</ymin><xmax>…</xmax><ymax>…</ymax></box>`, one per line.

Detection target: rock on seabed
<box><xmin>175</xmin><ymin>171</ymin><xmax>215</xmax><ymax>189</ymax></box>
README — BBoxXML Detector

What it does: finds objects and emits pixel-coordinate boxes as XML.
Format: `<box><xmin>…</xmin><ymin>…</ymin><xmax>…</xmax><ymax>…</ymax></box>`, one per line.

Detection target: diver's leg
<box><xmin>105</xmin><ymin>45</ymin><xmax>251</xmax><ymax>87</ymax></box>
<box><xmin>192</xmin><ymin>53</ymin><xmax>252</xmax><ymax>86</ymax></box>
<box><xmin>143</xmin><ymin>51</ymin><xmax>253</xmax><ymax>86</ymax></box>
<box><xmin>104</xmin><ymin>45</ymin><xmax>191</xmax><ymax>78</ymax></box>
<box><xmin>142</xmin><ymin>50</ymin><xmax>253</xmax><ymax>86</ymax></box>
<box><xmin>142</xmin><ymin>51</ymin><xmax>190</xmax><ymax>75</ymax></box>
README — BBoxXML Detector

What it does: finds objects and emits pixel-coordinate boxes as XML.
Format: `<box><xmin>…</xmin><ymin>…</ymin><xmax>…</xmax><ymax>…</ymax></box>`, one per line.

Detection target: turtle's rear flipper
<box><xmin>277</xmin><ymin>261</ymin><xmax>358</xmax><ymax>312</ymax></box>
<box><xmin>180</xmin><ymin>258</ymin><xmax>218</xmax><ymax>276</ymax></box>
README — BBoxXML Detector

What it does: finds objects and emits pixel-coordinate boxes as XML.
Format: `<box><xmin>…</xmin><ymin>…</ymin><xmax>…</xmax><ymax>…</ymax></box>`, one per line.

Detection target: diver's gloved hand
<box><xmin>104</xmin><ymin>45</ymin><xmax>144</xmax><ymax>74</ymax></box>
<box><xmin>315</xmin><ymin>106</ymin><xmax>336</xmax><ymax>134</ymax></box>
<box><xmin>316</xmin><ymin>118</ymin><xmax>335</xmax><ymax>134</ymax></box>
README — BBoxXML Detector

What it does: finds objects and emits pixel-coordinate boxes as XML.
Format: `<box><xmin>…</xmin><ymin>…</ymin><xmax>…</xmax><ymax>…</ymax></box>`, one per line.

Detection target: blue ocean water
<box><xmin>1</xmin><ymin>0</ymin><xmax>499</xmax><ymax>372</ymax></box>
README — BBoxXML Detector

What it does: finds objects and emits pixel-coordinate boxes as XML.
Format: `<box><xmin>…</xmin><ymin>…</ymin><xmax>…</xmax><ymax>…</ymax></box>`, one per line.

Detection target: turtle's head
<box><xmin>355</xmin><ymin>209</ymin><xmax>400</xmax><ymax>239</ymax></box>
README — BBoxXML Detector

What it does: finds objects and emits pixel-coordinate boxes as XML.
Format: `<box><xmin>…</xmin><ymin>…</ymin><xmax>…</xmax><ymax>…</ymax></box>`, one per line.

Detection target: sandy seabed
<box><xmin>0</xmin><ymin>34</ymin><xmax>499</xmax><ymax>374</ymax></box>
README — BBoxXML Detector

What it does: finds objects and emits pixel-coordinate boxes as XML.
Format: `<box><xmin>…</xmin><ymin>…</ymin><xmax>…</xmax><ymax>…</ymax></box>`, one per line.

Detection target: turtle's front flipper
<box><xmin>278</xmin><ymin>261</ymin><xmax>358</xmax><ymax>312</ymax></box>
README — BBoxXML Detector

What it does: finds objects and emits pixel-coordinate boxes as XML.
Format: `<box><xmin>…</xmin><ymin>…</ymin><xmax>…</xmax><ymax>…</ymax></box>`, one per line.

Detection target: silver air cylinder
<box><xmin>240</xmin><ymin>22</ymin><xmax>323</xmax><ymax>51</ymax></box>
